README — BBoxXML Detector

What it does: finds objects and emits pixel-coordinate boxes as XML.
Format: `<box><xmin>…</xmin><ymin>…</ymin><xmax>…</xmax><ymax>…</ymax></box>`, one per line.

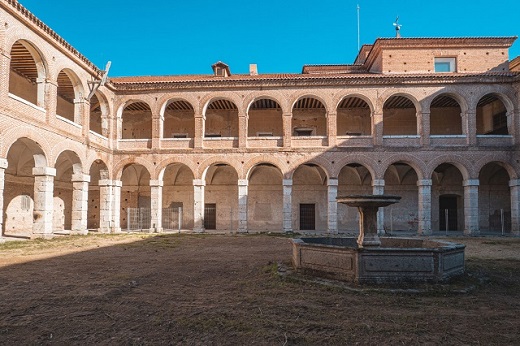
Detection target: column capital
<box><xmin>283</xmin><ymin>179</ymin><xmax>293</xmax><ymax>186</ymax></box>
<box><xmin>193</xmin><ymin>179</ymin><xmax>206</xmax><ymax>186</ymax></box>
<box><xmin>372</xmin><ymin>179</ymin><xmax>385</xmax><ymax>187</ymax></box>
<box><xmin>327</xmin><ymin>178</ymin><xmax>338</xmax><ymax>186</ymax></box>
<box><xmin>509</xmin><ymin>179</ymin><xmax>520</xmax><ymax>187</ymax></box>
<box><xmin>0</xmin><ymin>158</ymin><xmax>7</xmax><ymax>169</ymax></box>
<box><xmin>417</xmin><ymin>179</ymin><xmax>432</xmax><ymax>187</ymax></box>
<box><xmin>238</xmin><ymin>179</ymin><xmax>248</xmax><ymax>186</ymax></box>
<box><xmin>71</xmin><ymin>173</ymin><xmax>90</xmax><ymax>183</ymax></box>
<box><xmin>32</xmin><ymin>167</ymin><xmax>56</xmax><ymax>177</ymax></box>
<box><xmin>150</xmin><ymin>179</ymin><xmax>163</xmax><ymax>187</ymax></box>
<box><xmin>463</xmin><ymin>179</ymin><xmax>479</xmax><ymax>187</ymax></box>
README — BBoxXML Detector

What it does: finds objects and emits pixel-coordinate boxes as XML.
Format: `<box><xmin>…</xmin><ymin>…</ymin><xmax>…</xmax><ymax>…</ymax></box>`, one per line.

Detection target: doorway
<box><xmin>439</xmin><ymin>195</ymin><xmax>458</xmax><ymax>231</ymax></box>
<box><xmin>299</xmin><ymin>203</ymin><xmax>316</xmax><ymax>230</ymax></box>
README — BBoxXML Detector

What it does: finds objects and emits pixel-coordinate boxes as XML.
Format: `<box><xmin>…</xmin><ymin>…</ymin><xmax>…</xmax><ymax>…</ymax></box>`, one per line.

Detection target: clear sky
<box><xmin>17</xmin><ymin>0</ymin><xmax>520</xmax><ymax>77</ymax></box>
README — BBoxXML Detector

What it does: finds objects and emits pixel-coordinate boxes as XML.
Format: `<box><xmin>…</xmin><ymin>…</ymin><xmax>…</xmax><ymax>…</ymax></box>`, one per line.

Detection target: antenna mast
<box><xmin>357</xmin><ymin>4</ymin><xmax>360</xmax><ymax>51</ymax></box>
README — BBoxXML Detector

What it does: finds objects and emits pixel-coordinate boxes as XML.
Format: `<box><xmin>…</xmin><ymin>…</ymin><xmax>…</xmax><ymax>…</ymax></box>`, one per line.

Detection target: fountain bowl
<box><xmin>292</xmin><ymin>237</ymin><xmax>465</xmax><ymax>284</ymax></box>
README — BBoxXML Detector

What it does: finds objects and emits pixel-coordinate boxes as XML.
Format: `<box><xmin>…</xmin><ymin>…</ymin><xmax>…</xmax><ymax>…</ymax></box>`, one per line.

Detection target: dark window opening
<box><xmin>300</xmin><ymin>203</ymin><xmax>315</xmax><ymax>230</ymax></box>
<box><xmin>204</xmin><ymin>203</ymin><xmax>216</xmax><ymax>229</ymax></box>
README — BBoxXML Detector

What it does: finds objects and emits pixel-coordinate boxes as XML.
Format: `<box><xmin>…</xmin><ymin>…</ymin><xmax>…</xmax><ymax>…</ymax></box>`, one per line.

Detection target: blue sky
<box><xmin>17</xmin><ymin>0</ymin><xmax>520</xmax><ymax>77</ymax></box>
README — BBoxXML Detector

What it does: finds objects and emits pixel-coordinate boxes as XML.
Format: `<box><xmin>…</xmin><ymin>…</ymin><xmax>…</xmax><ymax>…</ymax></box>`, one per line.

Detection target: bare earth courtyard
<box><xmin>0</xmin><ymin>234</ymin><xmax>519</xmax><ymax>345</ymax></box>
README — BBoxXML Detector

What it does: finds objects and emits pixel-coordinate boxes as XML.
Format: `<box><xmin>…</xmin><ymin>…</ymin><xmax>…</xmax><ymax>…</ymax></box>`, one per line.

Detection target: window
<box><xmin>434</xmin><ymin>57</ymin><xmax>456</xmax><ymax>72</ymax></box>
<box><xmin>172</xmin><ymin>133</ymin><xmax>188</xmax><ymax>138</ymax></box>
<box><xmin>294</xmin><ymin>128</ymin><xmax>314</xmax><ymax>136</ymax></box>
<box><xmin>205</xmin><ymin>133</ymin><xmax>221</xmax><ymax>138</ymax></box>
<box><xmin>256</xmin><ymin>132</ymin><xmax>273</xmax><ymax>137</ymax></box>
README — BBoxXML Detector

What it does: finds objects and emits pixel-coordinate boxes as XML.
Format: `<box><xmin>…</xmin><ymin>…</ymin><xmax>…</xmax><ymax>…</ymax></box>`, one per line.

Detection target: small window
<box><xmin>172</xmin><ymin>133</ymin><xmax>188</xmax><ymax>138</ymax></box>
<box><xmin>434</xmin><ymin>57</ymin><xmax>456</xmax><ymax>72</ymax></box>
<box><xmin>294</xmin><ymin>128</ymin><xmax>314</xmax><ymax>136</ymax></box>
<box><xmin>205</xmin><ymin>134</ymin><xmax>221</xmax><ymax>138</ymax></box>
<box><xmin>257</xmin><ymin>132</ymin><xmax>273</xmax><ymax>137</ymax></box>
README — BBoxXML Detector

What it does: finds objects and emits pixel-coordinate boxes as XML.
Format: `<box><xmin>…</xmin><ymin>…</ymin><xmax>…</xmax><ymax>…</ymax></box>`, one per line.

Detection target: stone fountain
<box><xmin>292</xmin><ymin>195</ymin><xmax>465</xmax><ymax>284</ymax></box>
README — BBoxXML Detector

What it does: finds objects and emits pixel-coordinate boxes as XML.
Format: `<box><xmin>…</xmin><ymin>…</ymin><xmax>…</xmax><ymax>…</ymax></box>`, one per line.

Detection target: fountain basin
<box><xmin>292</xmin><ymin>237</ymin><xmax>465</xmax><ymax>284</ymax></box>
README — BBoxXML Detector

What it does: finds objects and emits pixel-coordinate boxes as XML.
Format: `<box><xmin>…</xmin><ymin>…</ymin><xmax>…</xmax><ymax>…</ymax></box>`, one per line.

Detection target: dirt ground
<box><xmin>0</xmin><ymin>233</ymin><xmax>519</xmax><ymax>345</ymax></box>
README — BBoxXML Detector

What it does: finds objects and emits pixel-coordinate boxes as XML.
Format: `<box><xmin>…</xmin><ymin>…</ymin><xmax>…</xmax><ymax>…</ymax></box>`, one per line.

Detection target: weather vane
<box><xmin>393</xmin><ymin>16</ymin><xmax>402</xmax><ymax>38</ymax></box>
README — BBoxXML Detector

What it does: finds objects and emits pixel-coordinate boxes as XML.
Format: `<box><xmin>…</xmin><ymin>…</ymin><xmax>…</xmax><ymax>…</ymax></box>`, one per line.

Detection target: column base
<box><xmin>149</xmin><ymin>227</ymin><xmax>163</xmax><ymax>233</ymax></box>
<box><xmin>70</xmin><ymin>230</ymin><xmax>89</xmax><ymax>236</ymax></box>
<box><xmin>193</xmin><ymin>227</ymin><xmax>205</xmax><ymax>233</ymax></box>
<box><xmin>31</xmin><ymin>233</ymin><xmax>54</xmax><ymax>240</ymax></box>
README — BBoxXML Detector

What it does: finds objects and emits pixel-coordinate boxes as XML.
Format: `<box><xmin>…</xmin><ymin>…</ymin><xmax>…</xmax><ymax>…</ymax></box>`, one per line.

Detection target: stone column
<box><xmin>111</xmin><ymin>180</ymin><xmax>122</xmax><ymax>232</ymax></box>
<box><xmin>193</xmin><ymin>179</ymin><xmax>205</xmax><ymax>232</ymax></box>
<box><xmin>0</xmin><ymin>158</ymin><xmax>7</xmax><ymax>243</ymax></box>
<box><xmin>238</xmin><ymin>179</ymin><xmax>248</xmax><ymax>233</ymax></box>
<box><xmin>238</xmin><ymin>112</ymin><xmax>248</xmax><ymax>148</ymax></box>
<box><xmin>194</xmin><ymin>116</ymin><xmax>204</xmax><ymax>149</ymax></box>
<box><xmin>327</xmin><ymin>178</ymin><xmax>338</xmax><ymax>234</ymax></box>
<box><xmin>71</xmin><ymin>173</ymin><xmax>90</xmax><ymax>235</ymax></box>
<box><xmin>283</xmin><ymin>179</ymin><xmax>293</xmax><ymax>233</ymax></box>
<box><xmin>463</xmin><ymin>179</ymin><xmax>479</xmax><ymax>235</ymax></box>
<box><xmin>372</xmin><ymin>179</ymin><xmax>385</xmax><ymax>235</ymax></box>
<box><xmin>372</xmin><ymin>112</ymin><xmax>383</xmax><ymax>146</ymax></box>
<box><xmin>417</xmin><ymin>179</ymin><xmax>432</xmax><ymax>235</ymax></box>
<box><xmin>419</xmin><ymin>111</ymin><xmax>430</xmax><ymax>147</ymax></box>
<box><xmin>509</xmin><ymin>179</ymin><xmax>520</xmax><ymax>235</ymax></box>
<box><xmin>150</xmin><ymin>180</ymin><xmax>163</xmax><ymax>232</ymax></box>
<box><xmin>282</xmin><ymin>113</ymin><xmax>292</xmax><ymax>148</ymax></box>
<box><xmin>327</xmin><ymin>112</ymin><xmax>337</xmax><ymax>147</ymax></box>
<box><xmin>464</xmin><ymin>111</ymin><xmax>477</xmax><ymax>146</ymax></box>
<box><xmin>151</xmin><ymin>113</ymin><xmax>162</xmax><ymax>149</ymax></box>
<box><xmin>98</xmin><ymin>179</ymin><xmax>114</xmax><ymax>233</ymax></box>
<box><xmin>32</xmin><ymin>166</ymin><xmax>56</xmax><ymax>238</ymax></box>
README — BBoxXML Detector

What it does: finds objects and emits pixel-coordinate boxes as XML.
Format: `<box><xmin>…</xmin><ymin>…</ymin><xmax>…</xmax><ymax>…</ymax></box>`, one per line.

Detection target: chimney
<box><xmin>249</xmin><ymin>64</ymin><xmax>258</xmax><ymax>76</ymax></box>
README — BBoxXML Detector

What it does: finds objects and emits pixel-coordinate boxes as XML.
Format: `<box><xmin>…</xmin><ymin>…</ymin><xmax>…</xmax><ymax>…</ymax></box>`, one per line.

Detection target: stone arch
<box><xmin>1</xmin><ymin>129</ymin><xmax>51</xmax><ymax>166</ymax></box>
<box><xmin>115</xmin><ymin>97</ymin><xmax>155</xmax><ymax>119</ymax></box>
<box><xmin>203</xmin><ymin>97</ymin><xmax>240</xmax><ymax>139</ymax></box>
<box><xmin>286</xmin><ymin>156</ymin><xmax>332</xmax><ymax>181</ymax></box>
<box><xmin>335</xmin><ymin>94</ymin><xmax>374</xmax><ymax>137</ymax></box>
<box><xmin>378</xmin><ymin>91</ymin><xmax>422</xmax><ymax>113</ymax></box>
<box><xmin>53</xmin><ymin>149</ymin><xmax>83</xmax><ymax>177</ymax></box>
<box><xmin>113</xmin><ymin>157</ymin><xmax>155</xmax><ymax>181</ymax></box>
<box><xmin>55</xmin><ymin>68</ymin><xmax>85</xmax><ymax>123</ymax></box>
<box><xmin>89</xmin><ymin>90</ymin><xmax>110</xmax><ymax>136</ymax></box>
<box><xmin>160</xmin><ymin>98</ymin><xmax>196</xmax><ymax>139</ymax></box>
<box><xmin>380</xmin><ymin>154</ymin><xmax>426</xmax><ymax>180</ymax></box>
<box><xmin>118</xmin><ymin>100</ymin><xmax>154</xmax><ymax>139</ymax></box>
<box><xmin>289</xmin><ymin>93</ymin><xmax>331</xmax><ymax>114</ymax></box>
<box><xmin>156</xmin><ymin>159</ymin><xmax>196</xmax><ymax>182</ymax></box>
<box><xmin>199</xmin><ymin>157</ymin><xmax>241</xmax><ymax>181</ymax></box>
<box><xmin>51</xmin><ymin>142</ymin><xmax>86</xmax><ymax>172</ymax></box>
<box><xmin>246</xmin><ymin>97</ymin><xmax>284</xmax><ymax>138</ymax></box>
<box><xmin>332</xmin><ymin>155</ymin><xmax>377</xmax><ymax>181</ymax></box>
<box><xmin>475</xmin><ymin>159</ymin><xmax>517</xmax><ymax>180</ymax></box>
<box><xmin>474</xmin><ymin>92</ymin><xmax>515</xmax><ymax>135</ymax></box>
<box><xmin>201</xmin><ymin>94</ymin><xmax>243</xmax><ymax>116</ymax></box>
<box><xmin>244</xmin><ymin>93</ymin><xmax>287</xmax><ymax>114</ymax></box>
<box><xmin>85</xmin><ymin>152</ymin><xmax>112</xmax><ymax>180</ymax></box>
<box><xmin>382</xmin><ymin>93</ymin><xmax>420</xmax><ymax>136</ymax></box>
<box><xmin>334</xmin><ymin>93</ymin><xmax>375</xmax><ymax>113</ymax></box>
<box><xmin>424</xmin><ymin>89</ymin><xmax>469</xmax><ymax>114</ymax></box>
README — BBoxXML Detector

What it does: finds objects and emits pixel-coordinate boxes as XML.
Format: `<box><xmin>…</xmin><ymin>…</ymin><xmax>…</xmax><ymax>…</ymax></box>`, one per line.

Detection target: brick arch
<box><xmin>3</xmin><ymin>136</ymin><xmax>48</xmax><ymax>169</ymax></box>
<box><xmin>423</xmin><ymin>88</ymin><xmax>469</xmax><ymax>114</ymax></box>
<box><xmin>113</xmin><ymin>157</ymin><xmax>155</xmax><ymax>181</ymax></box>
<box><xmin>380</xmin><ymin>154</ymin><xmax>426</xmax><ymax>180</ymax></box>
<box><xmin>425</xmin><ymin>155</ymin><xmax>472</xmax><ymax>181</ymax></box>
<box><xmin>332</xmin><ymin>154</ymin><xmax>377</xmax><ymax>180</ymax></box>
<box><xmin>156</xmin><ymin>159</ymin><xmax>197</xmax><ymax>182</ymax></box>
<box><xmin>115</xmin><ymin>96</ymin><xmax>155</xmax><ymax>118</ymax></box>
<box><xmin>200</xmin><ymin>93</ymin><xmax>243</xmax><ymax>116</ymax></box>
<box><xmin>286</xmin><ymin>156</ymin><xmax>332</xmax><ymax>180</ymax></box>
<box><xmin>85</xmin><ymin>153</ymin><xmax>112</xmax><ymax>180</ymax></box>
<box><xmin>378</xmin><ymin>90</ymin><xmax>422</xmax><ymax>113</ymax></box>
<box><xmin>1</xmin><ymin>126</ymin><xmax>52</xmax><ymax>165</ymax></box>
<box><xmin>91</xmin><ymin>89</ymin><xmax>111</xmax><ymax>117</ymax></box>
<box><xmin>51</xmin><ymin>141</ymin><xmax>86</xmax><ymax>173</ymax></box>
<box><xmin>243</xmin><ymin>155</ymin><xmax>287</xmax><ymax>180</ymax></box>
<box><xmin>53</xmin><ymin>67</ymin><xmax>87</xmax><ymax>96</ymax></box>
<box><xmin>471</xmin><ymin>88</ymin><xmax>517</xmax><ymax>114</ymax></box>
<box><xmin>289</xmin><ymin>92</ymin><xmax>332</xmax><ymax>114</ymax></box>
<box><xmin>157</xmin><ymin>96</ymin><xmax>198</xmax><ymax>117</ymax></box>
<box><xmin>53</xmin><ymin>149</ymin><xmax>84</xmax><ymax>177</ymax></box>
<box><xmin>333</xmin><ymin>92</ymin><xmax>375</xmax><ymax>113</ymax></box>
<box><xmin>5</xmin><ymin>35</ymin><xmax>50</xmax><ymax>80</ymax></box>
<box><xmin>243</xmin><ymin>92</ymin><xmax>288</xmax><ymax>115</ymax></box>
<box><xmin>198</xmin><ymin>157</ymin><xmax>242</xmax><ymax>180</ymax></box>
<box><xmin>475</xmin><ymin>157</ymin><xmax>518</xmax><ymax>180</ymax></box>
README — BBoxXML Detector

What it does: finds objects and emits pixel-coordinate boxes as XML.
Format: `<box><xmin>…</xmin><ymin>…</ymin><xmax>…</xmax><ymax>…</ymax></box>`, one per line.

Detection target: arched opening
<box><xmin>432</xmin><ymin>164</ymin><xmax>464</xmax><ymax>231</ymax></box>
<box><xmin>430</xmin><ymin>95</ymin><xmax>463</xmax><ymax>135</ymax></box>
<box><xmin>88</xmin><ymin>160</ymin><xmax>109</xmax><ymax>230</ymax></box>
<box><xmin>293</xmin><ymin>164</ymin><xmax>328</xmax><ymax>231</ymax></box>
<box><xmin>163</xmin><ymin>100</ymin><xmax>195</xmax><ymax>139</ymax></box>
<box><xmin>383</xmin><ymin>163</ymin><xmax>419</xmax><ymax>232</ymax></box>
<box><xmin>337</xmin><ymin>164</ymin><xmax>372</xmax><ymax>232</ymax></box>
<box><xmin>292</xmin><ymin>97</ymin><xmax>326</xmax><ymax>137</ymax></box>
<box><xmin>56</xmin><ymin>70</ymin><xmax>79</xmax><ymax>124</ymax></box>
<box><xmin>204</xmin><ymin>164</ymin><xmax>238</xmax><ymax>231</ymax></box>
<box><xmin>121</xmin><ymin>102</ymin><xmax>153</xmax><ymax>139</ymax></box>
<box><xmin>162</xmin><ymin>163</ymin><xmax>194</xmax><ymax>231</ymax></box>
<box><xmin>247</xmin><ymin>164</ymin><xmax>283</xmax><ymax>232</ymax></box>
<box><xmin>120</xmin><ymin>164</ymin><xmax>151</xmax><ymax>231</ymax></box>
<box><xmin>337</xmin><ymin>97</ymin><xmax>371</xmax><ymax>136</ymax></box>
<box><xmin>54</xmin><ymin>151</ymin><xmax>82</xmax><ymax>232</ymax></box>
<box><xmin>89</xmin><ymin>92</ymin><xmax>104</xmax><ymax>136</ymax></box>
<box><xmin>247</xmin><ymin>99</ymin><xmax>283</xmax><ymax>137</ymax></box>
<box><xmin>476</xmin><ymin>94</ymin><xmax>509</xmax><ymax>135</ymax></box>
<box><xmin>9</xmin><ymin>40</ymin><xmax>45</xmax><ymax>107</ymax></box>
<box><xmin>383</xmin><ymin>96</ymin><xmax>417</xmax><ymax>135</ymax></box>
<box><xmin>204</xmin><ymin>99</ymin><xmax>238</xmax><ymax>138</ymax></box>
<box><xmin>4</xmin><ymin>138</ymin><xmax>46</xmax><ymax>237</ymax></box>
<box><xmin>479</xmin><ymin>163</ymin><xmax>511</xmax><ymax>233</ymax></box>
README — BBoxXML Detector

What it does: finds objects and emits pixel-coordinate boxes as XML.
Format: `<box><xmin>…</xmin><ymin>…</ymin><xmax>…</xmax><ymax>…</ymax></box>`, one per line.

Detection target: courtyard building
<box><xmin>1</xmin><ymin>0</ymin><xmax>520</xmax><ymax>239</ymax></box>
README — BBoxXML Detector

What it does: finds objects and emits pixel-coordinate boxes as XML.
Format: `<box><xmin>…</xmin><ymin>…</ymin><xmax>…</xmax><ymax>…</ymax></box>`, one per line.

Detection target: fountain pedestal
<box><xmin>336</xmin><ymin>195</ymin><xmax>401</xmax><ymax>247</ymax></box>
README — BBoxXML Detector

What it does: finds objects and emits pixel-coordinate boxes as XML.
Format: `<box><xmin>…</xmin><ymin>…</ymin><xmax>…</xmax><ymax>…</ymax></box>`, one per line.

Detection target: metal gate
<box><xmin>162</xmin><ymin>207</ymin><xmax>183</xmax><ymax>232</ymax></box>
<box><xmin>204</xmin><ymin>203</ymin><xmax>216</xmax><ymax>229</ymax></box>
<box><xmin>299</xmin><ymin>203</ymin><xmax>315</xmax><ymax>230</ymax></box>
<box><xmin>126</xmin><ymin>208</ymin><xmax>151</xmax><ymax>231</ymax></box>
